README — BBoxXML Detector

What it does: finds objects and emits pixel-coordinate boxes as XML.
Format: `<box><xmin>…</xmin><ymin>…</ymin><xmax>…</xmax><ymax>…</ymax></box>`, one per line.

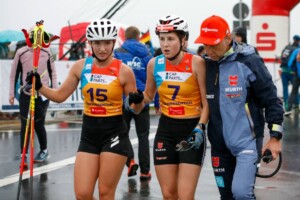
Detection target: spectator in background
<box><xmin>279</xmin><ymin>34</ymin><xmax>300</xmax><ymax>111</ymax></box>
<box><xmin>232</xmin><ymin>26</ymin><xmax>247</xmax><ymax>44</ymax></box>
<box><xmin>232</xmin><ymin>26</ymin><xmax>259</xmax><ymax>55</ymax></box>
<box><xmin>196</xmin><ymin>45</ymin><xmax>205</xmax><ymax>56</ymax></box>
<box><xmin>69</xmin><ymin>43</ymin><xmax>81</xmax><ymax>61</ymax></box>
<box><xmin>67</xmin><ymin>43</ymin><xmax>83</xmax><ymax>116</ymax></box>
<box><xmin>9</xmin><ymin>27</ymin><xmax>58</xmax><ymax>168</ymax></box>
<box><xmin>284</xmin><ymin>38</ymin><xmax>300</xmax><ymax>116</ymax></box>
<box><xmin>114</xmin><ymin>26</ymin><xmax>155</xmax><ymax>180</ymax></box>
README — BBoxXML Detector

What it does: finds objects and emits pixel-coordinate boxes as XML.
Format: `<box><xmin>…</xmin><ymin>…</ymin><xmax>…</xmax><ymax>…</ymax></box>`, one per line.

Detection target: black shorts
<box><xmin>78</xmin><ymin>115</ymin><xmax>130</xmax><ymax>157</ymax></box>
<box><xmin>153</xmin><ymin>115</ymin><xmax>206</xmax><ymax>166</ymax></box>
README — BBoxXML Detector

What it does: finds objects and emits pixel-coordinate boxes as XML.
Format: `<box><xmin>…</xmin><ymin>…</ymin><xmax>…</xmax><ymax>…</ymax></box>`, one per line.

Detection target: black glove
<box><xmin>25</xmin><ymin>71</ymin><xmax>43</xmax><ymax>91</ymax></box>
<box><xmin>128</xmin><ymin>90</ymin><xmax>144</xmax><ymax>104</ymax></box>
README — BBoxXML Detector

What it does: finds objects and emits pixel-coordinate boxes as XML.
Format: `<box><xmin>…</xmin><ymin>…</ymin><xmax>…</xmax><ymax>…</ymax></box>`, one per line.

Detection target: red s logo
<box><xmin>256</xmin><ymin>23</ymin><xmax>276</xmax><ymax>51</ymax></box>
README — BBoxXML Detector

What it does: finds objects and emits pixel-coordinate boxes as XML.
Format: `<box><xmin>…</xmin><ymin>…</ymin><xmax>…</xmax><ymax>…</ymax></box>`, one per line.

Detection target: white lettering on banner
<box><xmin>0</xmin><ymin>60</ymin><xmax>83</xmax><ymax>112</ymax></box>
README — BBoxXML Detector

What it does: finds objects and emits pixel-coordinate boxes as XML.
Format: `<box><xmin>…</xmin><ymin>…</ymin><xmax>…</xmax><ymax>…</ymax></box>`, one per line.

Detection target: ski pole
<box><xmin>16</xmin><ymin>20</ymin><xmax>59</xmax><ymax>200</ymax></box>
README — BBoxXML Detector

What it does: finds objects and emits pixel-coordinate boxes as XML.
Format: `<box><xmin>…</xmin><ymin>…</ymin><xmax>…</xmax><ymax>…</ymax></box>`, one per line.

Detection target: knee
<box><xmin>161</xmin><ymin>188</ymin><xmax>178</xmax><ymax>200</ymax></box>
<box><xmin>99</xmin><ymin>185</ymin><xmax>114</xmax><ymax>199</ymax></box>
<box><xmin>75</xmin><ymin>191</ymin><xmax>93</xmax><ymax>200</ymax></box>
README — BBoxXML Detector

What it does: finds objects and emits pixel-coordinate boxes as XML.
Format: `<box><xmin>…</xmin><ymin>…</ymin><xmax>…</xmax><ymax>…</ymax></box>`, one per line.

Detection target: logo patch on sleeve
<box><xmin>215</xmin><ymin>176</ymin><xmax>225</xmax><ymax>188</ymax></box>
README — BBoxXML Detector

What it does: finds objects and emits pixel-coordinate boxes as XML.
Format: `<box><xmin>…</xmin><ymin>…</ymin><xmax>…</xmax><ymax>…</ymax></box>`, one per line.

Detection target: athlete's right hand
<box><xmin>25</xmin><ymin>71</ymin><xmax>42</xmax><ymax>91</ymax></box>
<box><xmin>124</xmin><ymin>90</ymin><xmax>144</xmax><ymax>114</ymax></box>
<box><xmin>128</xmin><ymin>90</ymin><xmax>144</xmax><ymax>104</ymax></box>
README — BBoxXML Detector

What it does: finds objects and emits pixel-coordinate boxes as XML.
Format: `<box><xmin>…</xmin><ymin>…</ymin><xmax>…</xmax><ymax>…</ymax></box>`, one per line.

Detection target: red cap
<box><xmin>194</xmin><ymin>15</ymin><xmax>230</xmax><ymax>45</ymax></box>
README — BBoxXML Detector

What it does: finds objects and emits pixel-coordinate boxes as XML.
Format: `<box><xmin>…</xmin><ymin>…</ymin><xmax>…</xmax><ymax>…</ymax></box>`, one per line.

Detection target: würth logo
<box><xmin>229</xmin><ymin>75</ymin><xmax>238</xmax><ymax>86</ymax></box>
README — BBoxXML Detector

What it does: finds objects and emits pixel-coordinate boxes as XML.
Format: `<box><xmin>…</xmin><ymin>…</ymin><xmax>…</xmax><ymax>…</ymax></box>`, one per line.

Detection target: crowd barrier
<box><xmin>0</xmin><ymin>60</ymin><xmax>82</xmax><ymax>112</ymax></box>
<box><xmin>0</xmin><ymin>59</ymin><xmax>283</xmax><ymax>113</ymax></box>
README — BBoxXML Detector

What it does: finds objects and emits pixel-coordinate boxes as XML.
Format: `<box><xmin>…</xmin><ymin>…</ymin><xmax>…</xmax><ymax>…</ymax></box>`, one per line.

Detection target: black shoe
<box><xmin>140</xmin><ymin>172</ymin><xmax>151</xmax><ymax>180</ymax></box>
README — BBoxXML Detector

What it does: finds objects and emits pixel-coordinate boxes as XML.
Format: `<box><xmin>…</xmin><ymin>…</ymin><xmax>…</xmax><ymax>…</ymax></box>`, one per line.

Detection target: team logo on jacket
<box><xmin>225</xmin><ymin>75</ymin><xmax>242</xmax><ymax>98</ymax></box>
<box><xmin>229</xmin><ymin>75</ymin><xmax>238</xmax><ymax>86</ymax></box>
<box><xmin>212</xmin><ymin>156</ymin><xmax>220</xmax><ymax>167</ymax></box>
<box><xmin>126</xmin><ymin>57</ymin><xmax>145</xmax><ymax>70</ymax></box>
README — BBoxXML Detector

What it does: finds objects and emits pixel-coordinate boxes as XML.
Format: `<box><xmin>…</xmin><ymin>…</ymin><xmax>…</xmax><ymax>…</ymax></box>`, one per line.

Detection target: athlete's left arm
<box><xmin>193</xmin><ymin>55</ymin><xmax>209</xmax><ymax>125</ymax></box>
<box><xmin>120</xmin><ymin>63</ymin><xmax>136</xmax><ymax>95</ymax></box>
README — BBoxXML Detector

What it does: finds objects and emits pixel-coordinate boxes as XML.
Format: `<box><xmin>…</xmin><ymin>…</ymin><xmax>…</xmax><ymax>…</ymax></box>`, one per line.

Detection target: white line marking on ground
<box><xmin>0</xmin><ymin>125</ymin><xmax>158</xmax><ymax>133</ymax></box>
<box><xmin>2</xmin><ymin>125</ymin><xmax>299</xmax><ymax>188</ymax></box>
<box><xmin>0</xmin><ymin>131</ymin><xmax>157</xmax><ymax>187</ymax></box>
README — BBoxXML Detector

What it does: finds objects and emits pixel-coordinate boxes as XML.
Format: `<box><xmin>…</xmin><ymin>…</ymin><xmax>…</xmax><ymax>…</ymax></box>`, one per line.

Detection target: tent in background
<box><xmin>58</xmin><ymin>22</ymin><xmax>89</xmax><ymax>60</ymax></box>
<box><xmin>58</xmin><ymin>22</ymin><xmax>154</xmax><ymax>60</ymax></box>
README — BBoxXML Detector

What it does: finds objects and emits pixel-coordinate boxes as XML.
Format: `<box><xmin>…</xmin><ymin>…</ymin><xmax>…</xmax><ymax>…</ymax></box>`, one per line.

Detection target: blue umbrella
<box><xmin>0</xmin><ymin>30</ymin><xmax>25</xmax><ymax>43</ymax></box>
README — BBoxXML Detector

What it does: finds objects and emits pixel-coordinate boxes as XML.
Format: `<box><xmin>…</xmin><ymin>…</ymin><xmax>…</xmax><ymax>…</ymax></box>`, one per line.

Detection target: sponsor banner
<box><xmin>251</xmin><ymin>16</ymin><xmax>289</xmax><ymax>62</ymax></box>
<box><xmin>0</xmin><ymin>60</ymin><xmax>83</xmax><ymax>112</ymax></box>
<box><xmin>0</xmin><ymin>60</ymin><xmax>283</xmax><ymax>112</ymax></box>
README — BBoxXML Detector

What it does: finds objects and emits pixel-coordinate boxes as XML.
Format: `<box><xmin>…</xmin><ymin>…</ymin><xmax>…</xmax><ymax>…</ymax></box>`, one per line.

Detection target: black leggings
<box><xmin>19</xmin><ymin>92</ymin><xmax>49</xmax><ymax>154</ymax></box>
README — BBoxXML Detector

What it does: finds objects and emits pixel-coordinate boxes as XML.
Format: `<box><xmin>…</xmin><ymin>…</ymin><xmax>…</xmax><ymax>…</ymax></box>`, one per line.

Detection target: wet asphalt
<box><xmin>0</xmin><ymin>111</ymin><xmax>299</xmax><ymax>200</ymax></box>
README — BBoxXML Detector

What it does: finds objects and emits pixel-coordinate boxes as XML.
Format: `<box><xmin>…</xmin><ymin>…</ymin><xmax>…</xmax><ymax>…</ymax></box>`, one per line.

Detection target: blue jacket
<box><xmin>205</xmin><ymin>42</ymin><xmax>284</xmax><ymax>155</ymax></box>
<box><xmin>114</xmin><ymin>39</ymin><xmax>159</xmax><ymax>107</ymax></box>
<box><xmin>288</xmin><ymin>48</ymin><xmax>300</xmax><ymax>78</ymax></box>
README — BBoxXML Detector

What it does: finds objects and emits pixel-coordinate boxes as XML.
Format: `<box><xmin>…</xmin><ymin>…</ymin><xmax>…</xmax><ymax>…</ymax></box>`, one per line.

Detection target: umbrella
<box><xmin>0</xmin><ymin>30</ymin><xmax>25</xmax><ymax>43</ymax></box>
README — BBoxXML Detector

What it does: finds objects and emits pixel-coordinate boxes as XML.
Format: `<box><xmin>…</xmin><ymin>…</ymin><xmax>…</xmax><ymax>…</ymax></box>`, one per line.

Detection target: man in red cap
<box><xmin>195</xmin><ymin>15</ymin><xmax>284</xmax><ymax>200</ymax></box>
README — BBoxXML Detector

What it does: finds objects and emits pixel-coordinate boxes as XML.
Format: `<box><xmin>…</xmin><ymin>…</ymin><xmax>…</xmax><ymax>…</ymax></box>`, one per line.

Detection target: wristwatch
<box><xmin>197</xmin><ymin>123</ymin><xmax>206</xmax><ymax>131</ymax></box>
<box><xmin>270</xmin><ymin>132</ymin><xmax>282</xmax><ymax>140</ymax></box>
<box><xmin>270</xmin><ymin>124</ymin><xmax>283</xmax><ymax>140</ymax></box>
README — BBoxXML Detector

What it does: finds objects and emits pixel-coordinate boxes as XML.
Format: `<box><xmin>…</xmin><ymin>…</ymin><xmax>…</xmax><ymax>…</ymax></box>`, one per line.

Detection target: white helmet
<box><xmin>86</xmin><ymin>18</ymin><xmax>118</xmax><ymax>41</ymax></box>
<box><xmin>155</xmin><ymin>15</ymin><xmax>188</xmax><ymax>35</ymax></box>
